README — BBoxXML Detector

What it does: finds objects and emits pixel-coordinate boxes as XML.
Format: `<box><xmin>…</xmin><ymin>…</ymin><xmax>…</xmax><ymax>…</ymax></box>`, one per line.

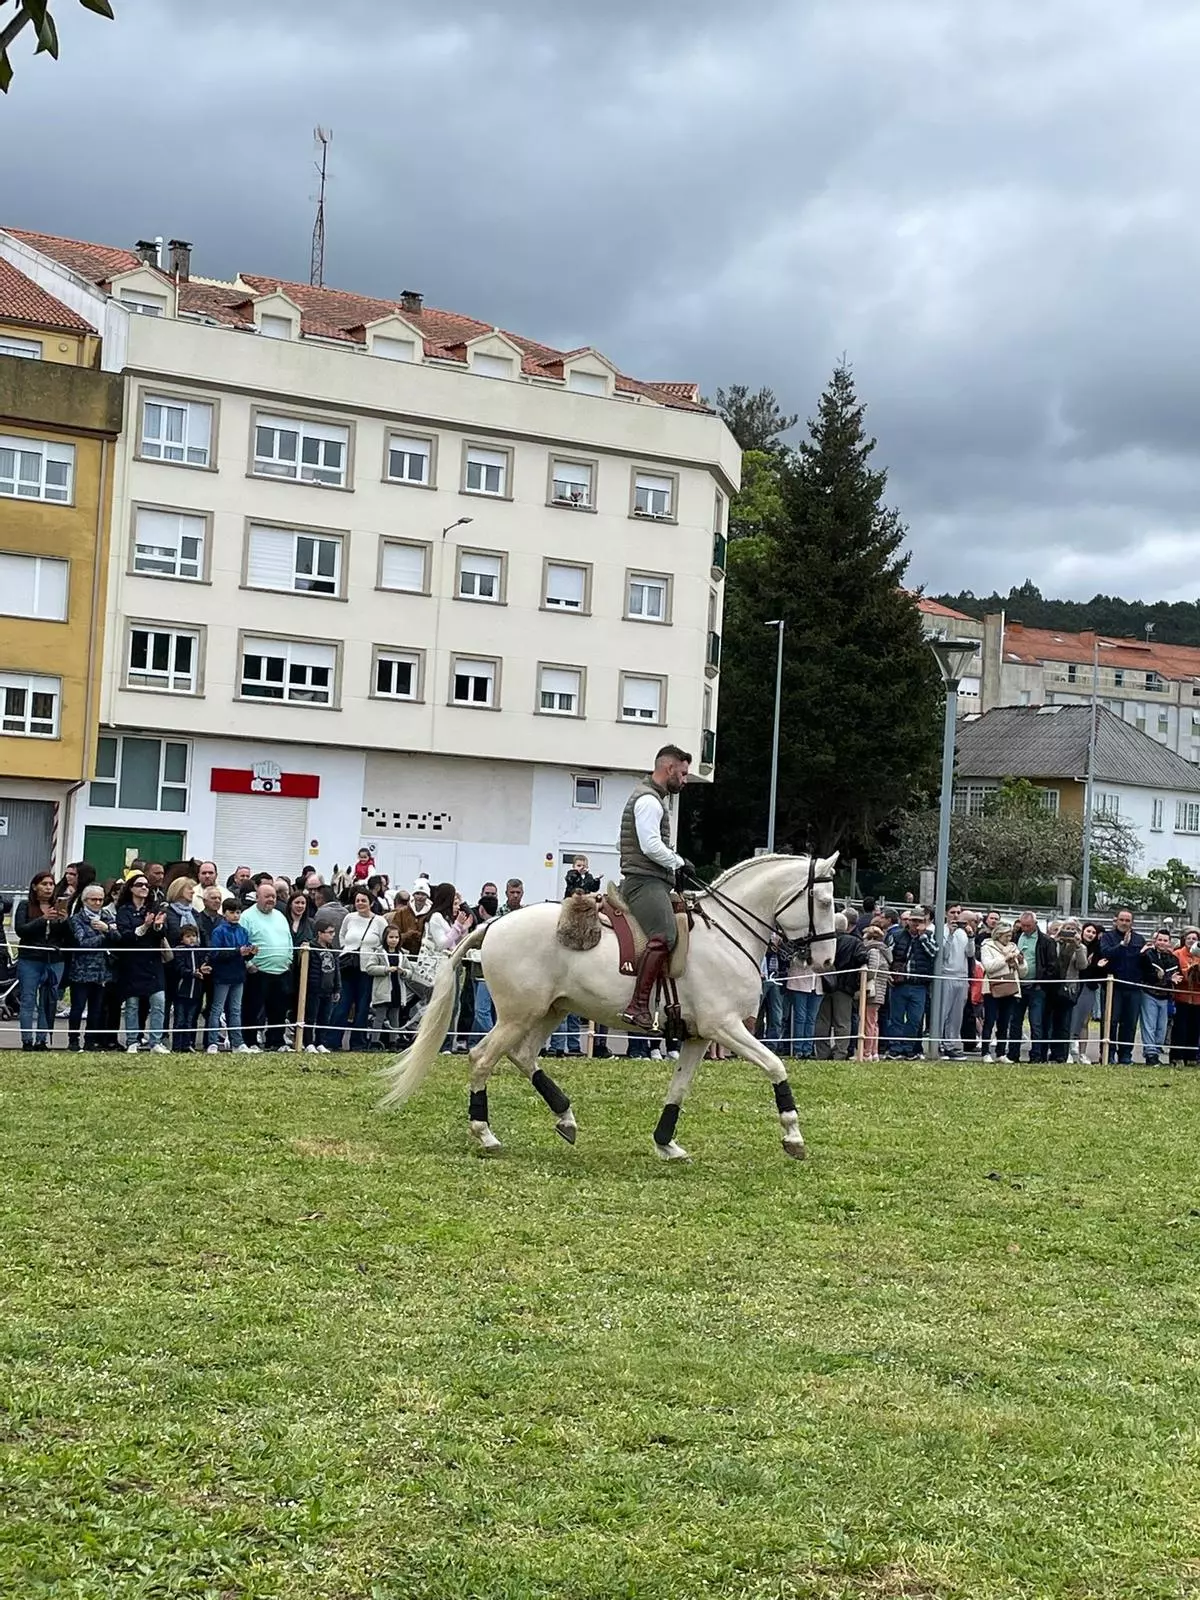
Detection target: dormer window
<box><xmin>120</xmin><ymin>290</ymin><xmax>167</xmax><ymax>318</ymax></box>
<box><xmin>568</xmin><ymin>370</ymin><xmax>608</xmax><ymax>396</ymax></box>
<box><xmin>472</xmin><ymin>352</ymin><xmax>514</xmax><ymax>380</ymax></box>
<box><xmin>260</xmin><ymin>314</ymin><xmax>293</xmax><ymax>340</ymax></box>
<box><xmin>372</xmin><ymin>335</ymin><xmax>416</xmax><ymax>361</ymax></box>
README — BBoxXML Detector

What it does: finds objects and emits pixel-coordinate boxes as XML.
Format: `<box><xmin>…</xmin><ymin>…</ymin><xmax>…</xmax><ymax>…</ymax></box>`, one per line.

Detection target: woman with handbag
<box><xmin>979</xmin><ymin>923</ymin><xmax>1027</xmax><ymax>1063</ymax></box>
<box><xmin>1050</xmin><ymin>919</ymin><xmax>1089</xmax><ymax>1064</ymax></box>
<box><xmin>330</xmin><ymin>889</ymin><xmax>387</xmax><ymax>1050</ymax></box>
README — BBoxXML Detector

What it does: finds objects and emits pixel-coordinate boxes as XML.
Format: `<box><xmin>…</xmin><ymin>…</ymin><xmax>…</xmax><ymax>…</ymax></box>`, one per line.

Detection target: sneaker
<box><xmin>150</xmin><ymin>1042</ymin><xmax>170</xmax><ymax>1054</ymax></box>
<box><xmin>316</xmin><ymin>1044</ymin><xmax>330</xmax><ymax>1053</ymax></box>
<box><xmin>305</xmin><ymin>1043</ymin><xmax>319</xmax><ymax>1053</ymax></box>
<box><xmin>126</xmin><ymin>1043</ymin><xmax>139</xmax><ymax>1054</ymax></box>
<box><xmin>276</xmin><ymin>1045</ymin><xmax>291</xmax><ymax>1053</ymax></box>
<box><xmin>234</xmin><ymin>1043</ymin><xmax>255</xmax><ymax>1053</ymax></box>
<box><xmin>982</xmin><ymin>1053</ymin><xmax>994</xmax><ymax>1063</ymax></box>
<box><xmin>650</xmin><ymin>1047</ymin><xmax>664</xmax><ymax>1060</ymax></box>
<box><xmin>206</xmin><ymin>1043</ymin><xmax>220</xmax><ymax>1054</ymax></box>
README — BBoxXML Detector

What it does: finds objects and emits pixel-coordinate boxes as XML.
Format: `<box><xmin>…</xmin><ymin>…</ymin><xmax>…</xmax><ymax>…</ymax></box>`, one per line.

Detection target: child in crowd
<box><xmin>861</xmin><ymin>924</ymin><xmax>890</xmax><ymax>1061</ymax></box>
<box><xmin>207</xmin><ymin>899</ymin><xmax>257</xmax><ymax>1054</ymax></box>
<box><xmin>172</xmin><ymin>924</ymin><xmax>209</xmax><ymax>1053</ymax></box>
<box><xmin>353</xmin><ymin>847</ymin><xmax>375</xmax><ymax>883</ymax></box>
<box><xmin>302</xmin><ymin>924</ymin><xmax>341</xmax><ymax>1053</ymax></box>
<box><xmin>368</xmin><ymin>923</ymin><xmax>409</xmax><ymax>1050</ymax></box>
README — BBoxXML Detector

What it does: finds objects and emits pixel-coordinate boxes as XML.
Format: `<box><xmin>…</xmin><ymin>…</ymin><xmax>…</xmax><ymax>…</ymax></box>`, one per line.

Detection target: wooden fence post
<box><xmin>856</xmin><ymin>965</ymin><xmax>868</xmax><ymax>1062</ymax></box>
<box><xmin>1100</xmin><ymin>974</ymin><xmax>1114</xmax><ymax>1066</ymax></box>
<box><xmin>294</xmin><ymin>943</ymin><xmax>310</xmax><ymax>1053</ymax></box>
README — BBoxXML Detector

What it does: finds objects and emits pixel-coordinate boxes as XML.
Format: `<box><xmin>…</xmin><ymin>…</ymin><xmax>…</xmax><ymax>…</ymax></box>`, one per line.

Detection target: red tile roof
<box><xmin>1003</xmin><ymin>622</ymin><xmax>1200</xmax><ymax>681</ymax></box>
<box><xmin>0</xmin><ymin>256</ymin><xmax>93</xmax><ymax>335</ymax></box>
<box><xmin>916</xmin><ymin>595</ymin><xmax>976</xmax><ymax>622</ymax></box>
<box><xmin>6</xmin><ymin>228</ymin><xmax>710</xmax><ymax>412</ymax></box>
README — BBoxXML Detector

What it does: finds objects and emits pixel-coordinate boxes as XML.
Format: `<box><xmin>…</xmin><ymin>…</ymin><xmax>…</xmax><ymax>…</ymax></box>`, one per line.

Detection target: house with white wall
<box><xmin>0</xmin><ymin>227</ymin><xmax>739</xmax><ymax>891</ymax></box>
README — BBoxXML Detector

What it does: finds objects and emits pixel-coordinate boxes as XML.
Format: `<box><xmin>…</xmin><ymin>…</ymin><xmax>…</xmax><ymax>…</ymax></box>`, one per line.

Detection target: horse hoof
<box><xmin>781</xmin><ymin>1137</ymin><xmax>806</xmax><ymax>1161</ymax></box>
<box><xmin>469</xmin><ymin>1122</ymin><xmax>503</xmax><ymax>1157</ymax></box>
<box><xmin>654</xmin><ymin>1140</ymin><xmax>690</xmax><ymax>1162</ymax></box>
<box><xmin>555</xmin><ymin>1115</ymin><xmax>577</xmax><ymax>1145</ymax></box>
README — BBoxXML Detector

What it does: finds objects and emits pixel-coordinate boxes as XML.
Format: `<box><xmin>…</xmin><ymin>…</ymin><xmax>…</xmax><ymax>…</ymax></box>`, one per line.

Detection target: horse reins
<box><xmin>681</xmin><ymin>855</ymin><xmax>838</xmax><ymax>974</ymax></box>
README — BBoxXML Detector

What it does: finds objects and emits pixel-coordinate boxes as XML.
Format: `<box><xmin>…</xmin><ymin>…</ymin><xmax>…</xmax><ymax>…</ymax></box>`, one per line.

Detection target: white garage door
<box><xmin>213</xmin><ymin>794</ymin><xmax>309</xmax><ymax>880</ymax></box>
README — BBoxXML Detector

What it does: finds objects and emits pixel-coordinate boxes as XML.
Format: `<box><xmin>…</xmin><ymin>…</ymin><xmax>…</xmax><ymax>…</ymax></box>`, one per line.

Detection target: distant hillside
<box><xmin>933</xmin><ymin>581</ymin><xmax>1200</xmax><ymax>647</ymax></box>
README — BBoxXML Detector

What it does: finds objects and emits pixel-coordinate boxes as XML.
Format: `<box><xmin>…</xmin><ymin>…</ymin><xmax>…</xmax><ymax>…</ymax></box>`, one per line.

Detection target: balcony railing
<box><xmin>712</xmin><ymin>532</ymin><xmax>727</xmax><ymax>578</ymax></box>
<box><xmin>706</xmin><ymin>631</ymin><xmax>721</xmax><ymax>674</ymax></box>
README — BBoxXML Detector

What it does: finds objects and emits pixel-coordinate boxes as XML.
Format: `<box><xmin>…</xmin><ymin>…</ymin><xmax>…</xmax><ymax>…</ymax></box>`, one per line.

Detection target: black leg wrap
<box><xmin>653</xmin><ymin>1103</ymin><xmax>681</xmax><ymax>1147</ymax></box>
<box><xmin>468</xmin><ymin>1088</ymin><xmax>489</xmax><ymax>1123</ymax></box>
<box><xmin>773</xmin><ymin>1080</ymin><xmax>797</xmax><ymax>1115</ymax></box>
<box><xmin>530</xmin><ymin>1068</ymin><xmax>571</xmax><ymax>1115</ymax></box>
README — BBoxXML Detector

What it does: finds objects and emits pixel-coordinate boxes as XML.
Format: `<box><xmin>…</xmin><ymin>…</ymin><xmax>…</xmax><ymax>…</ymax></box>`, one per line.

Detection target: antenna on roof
<box><xmin>1145</xmin><ymin>621</ymin><xmax>1155</xmax><ymax>644</ymax></box>
<box><xmin>310</xmin><ymin>125</ymin><xmax>332</xmax><ymax>288</ymax></box>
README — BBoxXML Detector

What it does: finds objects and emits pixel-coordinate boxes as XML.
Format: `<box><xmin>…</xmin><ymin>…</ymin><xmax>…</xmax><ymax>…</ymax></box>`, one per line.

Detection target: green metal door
<box><xmin>83</xmin><ymin>826</ymin><xmax>186</xmax><ymax>884</ymax></box>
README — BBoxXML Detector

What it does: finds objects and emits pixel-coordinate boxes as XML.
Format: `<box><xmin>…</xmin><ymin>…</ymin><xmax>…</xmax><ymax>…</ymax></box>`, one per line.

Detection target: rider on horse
<box><xmin>617</xmin><ymin>744</ymin><xmax>693</xmax><ymax>1031</ymax></box>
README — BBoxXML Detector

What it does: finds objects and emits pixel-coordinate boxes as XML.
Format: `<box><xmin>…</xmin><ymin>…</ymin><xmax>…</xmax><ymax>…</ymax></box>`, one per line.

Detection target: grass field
<box><xmin>3</xmin><ymin>1051</ymin><xmax>1200</xmax><ymax>1600</ymax></box>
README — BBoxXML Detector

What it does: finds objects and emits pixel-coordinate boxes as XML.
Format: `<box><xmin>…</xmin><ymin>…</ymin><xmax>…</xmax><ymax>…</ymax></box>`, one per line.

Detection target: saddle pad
<box><xmin>599</xmin><ymin>902</ymin><xmax>690</xmax><ymax>979</ymax></box>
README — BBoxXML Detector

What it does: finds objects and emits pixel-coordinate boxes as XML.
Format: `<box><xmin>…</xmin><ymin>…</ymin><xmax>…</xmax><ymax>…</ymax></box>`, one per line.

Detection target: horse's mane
<box><xmin>709</xmin><ymin>852</ymin><xmax>814</xmax><ymax>890</ymax></box>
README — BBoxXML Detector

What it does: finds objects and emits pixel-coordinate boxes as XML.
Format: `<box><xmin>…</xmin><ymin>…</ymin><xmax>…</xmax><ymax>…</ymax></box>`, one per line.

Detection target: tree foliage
<box><xmin>881</xmin><ymin>780</ymin><xmax>1142</xmax><ymax>904</ymax></box>
<box><xmin>685</xmin><ymin>363</ymin><xmax>942</xmax><ymax>866</ymax></box>
<box><xmin>0</xmin><ymin>0</ymin><xmax>113</xmax><ymax>92</ymax></box>
<box><xmin>727</xmin><ymin>448</ymin><xmax>786</xmax><ymax>542</ymax></box>
<box><xmin>934</xmin><ymin>578</ymin><xmax>1200</xmax><ymax>649</ymax></box>
<box><xmin>710</xmin><ymin>384</ymin><xmax>798</xmax><ymax>452</ymax></box>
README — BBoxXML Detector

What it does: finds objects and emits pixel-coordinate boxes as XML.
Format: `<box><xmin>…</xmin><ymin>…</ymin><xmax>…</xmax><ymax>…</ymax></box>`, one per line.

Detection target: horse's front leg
<box><xmin>467</xmin><ymin>1019</ymin><xmax>527</xmax><ymax>1155</ymax></box>
<box><xmin>507</xmin><ymin>1015</ymin><xmax>579</xmax><ymax>1144</ymax></box>
<box><xmin>652</xmin><ymin>1036</ymin><xmax>708</xmax><ymax>1161</ymax></box>
<box><xmin>711</xmin><ymin>1018</ymin><xmax>806</xmax><ymax>1160</ymax></box>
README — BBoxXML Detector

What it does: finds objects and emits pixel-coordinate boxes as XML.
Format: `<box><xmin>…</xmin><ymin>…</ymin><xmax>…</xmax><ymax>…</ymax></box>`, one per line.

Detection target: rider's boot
<box><xmin>620</xmin><ymin>936</ymin><xmax>672</xmax><ymax>1032</ymax></box>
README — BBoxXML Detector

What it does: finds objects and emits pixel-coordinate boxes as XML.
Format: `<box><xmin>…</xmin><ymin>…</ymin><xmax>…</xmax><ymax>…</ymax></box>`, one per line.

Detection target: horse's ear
<box><xmin>817</xmin><ymin>851</ymin><xmax>839</xmax><ymax>877</ymax></box>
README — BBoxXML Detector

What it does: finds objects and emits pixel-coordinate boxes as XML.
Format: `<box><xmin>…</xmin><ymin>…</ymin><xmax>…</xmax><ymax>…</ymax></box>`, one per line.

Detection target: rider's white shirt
<box><xmin>633</xmin><ymin>792</ymin><xmax>683</xmax><ymax>872</ymax></box>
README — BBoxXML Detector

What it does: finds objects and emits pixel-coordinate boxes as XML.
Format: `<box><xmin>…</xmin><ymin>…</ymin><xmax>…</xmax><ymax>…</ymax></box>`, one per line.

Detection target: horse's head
<box><xmin>777</xmin><ymin>852</ymin><xmax>839</xmax><ymax>970</ymax></box>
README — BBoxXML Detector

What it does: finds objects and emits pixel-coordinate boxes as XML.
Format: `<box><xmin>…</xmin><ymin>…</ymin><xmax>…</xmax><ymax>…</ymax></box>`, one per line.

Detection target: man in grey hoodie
<box><xmin>938</xmin><ymin>911</ymin><xmax>973</xmax><ymax>1060</ymax></box>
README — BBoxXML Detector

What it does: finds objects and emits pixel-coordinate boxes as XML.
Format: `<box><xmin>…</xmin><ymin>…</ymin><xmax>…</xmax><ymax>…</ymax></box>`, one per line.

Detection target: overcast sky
<box><xmin>6</xmin><ymin>0</ymin><xmax>1199</xmax><ymax>601</ymax></box>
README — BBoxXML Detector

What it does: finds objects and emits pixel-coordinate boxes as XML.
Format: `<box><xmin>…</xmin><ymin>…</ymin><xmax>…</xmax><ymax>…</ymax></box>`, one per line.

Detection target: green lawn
<box><xmin>3</xmin><ymin>1052</ymin><xmax>1200</xmax><ymax>1599</ymax></box>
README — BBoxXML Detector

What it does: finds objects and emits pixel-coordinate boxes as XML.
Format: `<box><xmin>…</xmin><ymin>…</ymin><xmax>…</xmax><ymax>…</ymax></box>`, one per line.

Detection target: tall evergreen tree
<box><xmin>685</xmin><ymin>363</ymin><xmax>943</xmax><ymax>865</ymax></box>
<box><xmin>711</xmin><ymin>384</ymin><xmax>798</xmax><ymax>452</ymax></box>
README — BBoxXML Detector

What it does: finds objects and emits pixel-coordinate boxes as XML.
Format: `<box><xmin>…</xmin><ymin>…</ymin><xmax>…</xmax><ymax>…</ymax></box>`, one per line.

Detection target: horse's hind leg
<box><xmin>652</xmin><ymin>1036</ymin><xmax>708</xmax><ymax>1161</ymax></box>
<box><xmin>710</xmin><ymin>1018</ymin><xmax>806</xmax><ymax>1160</ymax></box>
<box><xmin>467</xmin><ymin>1020</ymin><xmax>527</xmax><ymax>1155</ymax></box>
<box><xmin>506</xmin><ymin>1014</ymin><xmax>578</xmax><ymax>1144</ymax></box>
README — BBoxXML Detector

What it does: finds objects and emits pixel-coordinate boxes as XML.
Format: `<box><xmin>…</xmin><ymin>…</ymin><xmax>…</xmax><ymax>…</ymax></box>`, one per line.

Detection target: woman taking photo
<box><xmin>14</xmin><ymin>870</ymin><xmax>75</xmax><ymax>1050</ymax></box>
<box><xmin>115</xmin><ymin>871</ymin><xmax>171</xmax><ymax>1053</ymax></box>
<box><xmin>979</xmin><ymin>922</ymin><xmax>1028</xmax><ymax>1063</ymax></box>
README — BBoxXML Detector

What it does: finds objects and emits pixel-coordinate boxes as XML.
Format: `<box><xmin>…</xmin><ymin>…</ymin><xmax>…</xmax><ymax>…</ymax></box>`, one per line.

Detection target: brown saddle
<box><xmin>599</xmin><ymin>883</ymin><xmax>691</xmax><ymax>978</ymax></box>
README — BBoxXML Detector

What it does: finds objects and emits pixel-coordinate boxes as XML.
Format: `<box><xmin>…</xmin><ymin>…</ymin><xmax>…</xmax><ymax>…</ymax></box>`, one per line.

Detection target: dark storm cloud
<box><xmin>5</xmin><ymin>0</ymin><xmax>1199</xmax><ymax>599</ymax></box>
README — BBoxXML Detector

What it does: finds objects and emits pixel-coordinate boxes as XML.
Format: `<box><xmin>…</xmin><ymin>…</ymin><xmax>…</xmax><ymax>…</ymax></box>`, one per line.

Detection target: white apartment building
<box><xmin>0</xmin><ymin>229</ymin><xmax>739</xmax><ymax>893</ymax></box>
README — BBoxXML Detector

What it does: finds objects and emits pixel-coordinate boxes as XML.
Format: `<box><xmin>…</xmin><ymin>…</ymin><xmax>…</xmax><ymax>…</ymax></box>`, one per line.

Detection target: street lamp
<box><xmin>926</xmin><ymin>636</ymin><xmax>980</xmax><ymax>1056</ymax></box>
<box><xmin>442</xmin><ymin>516</ymin><xmax>473</xmax><ymax>539</ymax></box>
<box><xmin>1080</xmin><ymin>636</ymin><xmax>1117</xmax><ymax>917</ymax></box>
<box><xmin>764</xmin><ymin>619</ymin><xmax>785</xmax><ymax>852</ymax></box>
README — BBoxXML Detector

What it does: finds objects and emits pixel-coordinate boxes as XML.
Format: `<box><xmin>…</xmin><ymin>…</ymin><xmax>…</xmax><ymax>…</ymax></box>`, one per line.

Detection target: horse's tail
<box><xmin>376</xmin><ymin>924</ymin><xmax>489</xmax><ymax>1110</ymax></box>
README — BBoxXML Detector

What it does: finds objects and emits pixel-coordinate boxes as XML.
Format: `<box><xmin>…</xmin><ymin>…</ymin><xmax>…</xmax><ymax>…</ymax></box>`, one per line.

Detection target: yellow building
<box><xmin>0</xmin><ymin>257</ymin><xmax>121</xmax><ymax>889</ymax></box>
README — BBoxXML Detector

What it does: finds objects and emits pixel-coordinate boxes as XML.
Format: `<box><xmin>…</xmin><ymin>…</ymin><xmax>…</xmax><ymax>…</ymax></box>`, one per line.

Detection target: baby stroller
<box><xmin>0</xmin><ymin>941</ymin><xmax>16</xmax><ymax>1023</ymax></box>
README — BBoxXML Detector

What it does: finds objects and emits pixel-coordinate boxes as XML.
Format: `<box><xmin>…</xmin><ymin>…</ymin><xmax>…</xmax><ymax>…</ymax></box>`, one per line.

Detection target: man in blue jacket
<box><xmin>1098</xmin><ymin>907</ymin><xmax>1146</xmax><ymax>1064</ymax></box>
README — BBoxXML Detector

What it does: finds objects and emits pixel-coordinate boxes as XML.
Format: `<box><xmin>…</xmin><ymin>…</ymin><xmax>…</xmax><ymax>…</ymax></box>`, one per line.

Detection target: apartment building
<box><xmin>0</xmin><ymin>257</ymin><xmax>122</xmax><ymax>891</ymax></box>
<box><xmin>0</xmin><ymin>228</ymin><xmax>738</xmax><ymax>890</ymax></box>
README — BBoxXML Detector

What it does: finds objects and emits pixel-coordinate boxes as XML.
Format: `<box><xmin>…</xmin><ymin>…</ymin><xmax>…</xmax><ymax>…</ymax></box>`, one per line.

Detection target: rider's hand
<box><xmin>675</xmin><ymin>860</ymin><xmax>696</xmax><ymax>891</ymax></box>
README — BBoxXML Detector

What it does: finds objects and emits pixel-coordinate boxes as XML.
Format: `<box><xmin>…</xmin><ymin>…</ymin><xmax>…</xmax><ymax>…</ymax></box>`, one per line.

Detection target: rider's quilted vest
<box><xmin>619</xmin><ymin>777</ymin><xmax>674</xmax><ymax>883</ymax></box>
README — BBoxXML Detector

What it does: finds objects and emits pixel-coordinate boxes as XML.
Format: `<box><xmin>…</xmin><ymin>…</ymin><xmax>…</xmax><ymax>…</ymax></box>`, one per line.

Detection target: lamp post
<box><xmin>926</xmin><ymin>637</ymin><xmax>981</xmax><ymax>1055</ymax></box>
<box><xmin>764</xmin><ymin>619</ymin><xmax>785</xmax><ymax>852</ymax></box>
<box><xmin>1079</xmin><ymin>636</ymin><xmax>1117</xmax><ymax>918</ymax></box>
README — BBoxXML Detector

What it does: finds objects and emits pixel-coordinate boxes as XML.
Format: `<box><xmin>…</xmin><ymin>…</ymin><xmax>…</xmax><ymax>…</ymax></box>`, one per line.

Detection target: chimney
<box><xmin>167</xmin><ymin>239</ymin><xmax>192</xmax><ymax>281</ymax></box>
<box><xmin>400</xmin><ymin>289</ymin><xmax>423</xmax><ymax>313</ymax></box>
<box><xmin>134</xmin><ymin>239</ymin><xmax>158</xmax><ymax>267</ymax></box>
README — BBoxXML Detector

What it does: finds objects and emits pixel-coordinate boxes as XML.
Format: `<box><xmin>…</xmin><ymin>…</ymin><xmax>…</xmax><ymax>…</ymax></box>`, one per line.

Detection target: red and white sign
<box><xmin>210</xmin><ymin>763</ymin><xmax>320</xmax><ymax>799</ymax></box>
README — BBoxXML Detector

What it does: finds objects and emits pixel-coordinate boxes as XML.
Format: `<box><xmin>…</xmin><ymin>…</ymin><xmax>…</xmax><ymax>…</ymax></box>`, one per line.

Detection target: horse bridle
<box><xmin>683</xmin><ymin>855</ymin><xmax>838</xmax><ymax>973</ymax></box>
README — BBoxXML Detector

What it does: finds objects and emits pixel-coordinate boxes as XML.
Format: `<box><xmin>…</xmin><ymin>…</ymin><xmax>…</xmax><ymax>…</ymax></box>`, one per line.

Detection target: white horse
<box><xmin>378</xmin><ymin>852</ymin><xmax>839</xmax><ymax>1161</ymax></box>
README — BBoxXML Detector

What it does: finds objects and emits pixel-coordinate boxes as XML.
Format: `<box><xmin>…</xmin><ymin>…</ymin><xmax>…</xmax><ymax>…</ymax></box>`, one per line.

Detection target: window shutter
<box><xmin>373</xmin><ymin>336</ymin><xmax>415</xmax><ymax>361</ymax></box>
<box><xmin>623</xmin><ymin>677</ymin><xmax>660</xmax><ymax>717</ymax></box>
<box><xmin>567</xmin><ymin>370</ymin><xmax>607</xmax><ymax>395</ymax></box>
<box><xmin>247</xmin><ymin>525</ymin><xmax>297</xmax><ymax>589</ymax></box>
<box><xmin>636</xmin><ymin>472</ymin><xmax>673</xmax><ymax>496</ymax></box>
<box><xmin>381</xmin><ymin>542</ymin><xmax>425</xmax><ymax>590</ymax></box>
<box><xmin>473</xmin><ymin>353</ymin><xmax>513</xmax><ymax>378</ymax></box>
<box><xmin>0</xmin><ymin>553</ymin><xmax>37</xmax><ymax>616</ymax></box>
<box><xmin>541</xmin><ymin>668</ymin><xmax>578</xmax><ymax>698</ymax></box>
<box><xmin>461</xmin><ymin>551</ymin><xmax>501</xmax><ymax>580</ymax></box>
<box><xmin>287</xmin><ymin>640</ymin><xmax>337</xmax><ymax>670</ymax></box>
<box><xmin>468</xmin><ymin>447</ymin><xmax>507</xmax><ymax>471</ymax></box>
<box><xmin>546</xmin><ymin>564</ymin><xmax>585</xmax><ymax>606</ymax></box>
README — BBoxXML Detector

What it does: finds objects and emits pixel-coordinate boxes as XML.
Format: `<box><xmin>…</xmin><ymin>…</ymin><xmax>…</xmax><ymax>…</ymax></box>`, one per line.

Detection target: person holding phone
<box><xmin>14</xmin><ymin>869</ymin><xmax>76</xmax><ymax>1051</ymax></box>
<box><xmin>114</xmin><ymin>872</ymin><xmax>171</xmax><ymax>1053</ymax></box>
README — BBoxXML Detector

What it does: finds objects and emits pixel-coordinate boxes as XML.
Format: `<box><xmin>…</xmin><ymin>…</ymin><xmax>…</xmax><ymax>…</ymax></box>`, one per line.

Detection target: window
<box><xmin>620</xmin><ymin>673</ymin><xmax>664</xmax><ymax>723</ymax></box>
<box><xmin>550</xmin><ymin>458</ymin><xmax>594</xmax><ymax>508</ymax></box>
<box><xmin>952</xmin><ymin>783</ymin><xmax>998</xmax><ymax>816</ymax></box>
<box><xmin>958</xmin><ymin>675</ymin><xmax>982</xmax><ymax>698</ymax></box>
<box><xmin>90</xmin><ymin>734</ymin><xmax>188</xmax><ymax>811</ymax></box>
<box><xmin>573</xmin><ymin>775</ymin><xmax>601</xmax><ymax>808</ymax></box>
<box><xmin>259</xmin><ymin>314</ymin><xmax>293</xmax><ymax>340</ymax></box>
<box><xmin>126</xmin><ymin>625</ymin><xmax>199</xmax><ymax>694</ymax></box>
<box><xmin>378</xmin><ymin>539</ymin><xmax>429</xmax><ymax>594</ymax></box>
<box><xmin>0</xmin><ymin>671</ymin><xmax>59</xmax><ymax>737</ymax></box>
<box><xmin>1094</xmin><ymin>792</ymin><xmax>1120</xmax><ymax>820</ymax></box>
<box><xmin>0</xmin><ymin>434</ymin><xmax>74</xmax><ymax>502</ymax></box>
<box><xmin>544</xmin><ymin>561</ymin><xmax>588</xmax><ymax>612</ymax></box>
<box><xmin>253</xmin><ymin>413</ymin><xmax>348</xmax><ymax>487</ymax></box>
<box><xmin>372</xmin><ymin>335</ymin><xmax>415</xmax><ymax>361</ymax></box>
<box><xmin>1113</xmin><ymin>670</ymin><xmax>1125</xmax><ymax>689</ymax></box>
<box><xmin>0</xmin><ymin>336</ymin><xmax>41</xmax><ymax>358</ymax></box>
<box><xmin>463</xmin><ymin>445</ymin><xmax>509</xmax><ymax>497</ymax></box>
<box><xmin>0</xmin><ymin>553</ymin><xmax>67</xmax><ymax>620</ymax></box>
<box><xmin>131</xmin><ymin>507</ymin><xmax>206</xmax><ymax>581</ymax></box>
<box><xmin>1067</xmin><ymin>662</ymin><xmax>1078</xmax><ymax>684</ymax></box>
<box><xmin>1146</xmin><ymin>672</ymin><xmax>1165</xmax><ymax>692</ymax></box>
<box><xmin>385</xmin><ymin>434</ymin><xmax>432</xmax><ymax>486</ymax></box>
<box><xmin>1159</xmin><ymin>711</ymin><xmax>1170</xmax><ymax>735</ymax></box>
<box><xmin>1152</xmin><ymin>798</ymin><xmax>1164</xmax><ymax>831</ymax></box>
<box><xmin>1039</xmin><ymin>788</ymin><xmax>1060</xmax><ymax>815</ymax></box>
<box><xmin>568</xmin><ymin>369</ymin><xmax>608</xmax><ymax>396</ymax></box>
<box><xmin>457</xmin><ymin>549</ymin><xmax>503</xmax><ymax>603</ymax></box>
<box><xmin>451</xmin><ymin>656</ymin><xmax>498</xmax><ymax>708</ymax></box>
<box><xmin>373</xmin><ymin>648</ymin><xmax>421</xmax><ymax>701</ymax></box>
<box><xmin>246</xmin><ymin>524</ymin><xmax>343</xmax><ymax>596</ymax></box>
<box><xmin>633</xmin><ymin>471</ymin><xmax>674</xmax><ymax>519</ymax></box>
<box><xmin>714</xmin><ymin>490</ymin><xmax>725</xmax><ymax>534</ymax></box>
<box><xmin>538</xmin><ymin>665</ymin><xmax>582</xmax><ymax>716</ymax></box>
<box><xmin>472</xmin><ymin>352</ymin><xmax>514</xmax><ymax>379</ymax></box>
<box><xmin>119</xmin><ymin>290</ymin><xmax>167</xmax><ymax>317</ymax></box>
<box><xmin>1177</xmin><ymin>801</ymin><xmax>1200</xmax><ymax>835</ymax></box>
<box><xmin>141</xmin><ymin>395</ymin><xmax>212</xmax><ymax>467</ymax></box>
<box><xmin>240</xmin><ymin>636</ymin><xmax>338</xmax><ymax>706</ymax></box>
<box><xmin>627</xmin><ymin>572</ymin><xmax>669</xmax><ymax>622</ymax></box>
